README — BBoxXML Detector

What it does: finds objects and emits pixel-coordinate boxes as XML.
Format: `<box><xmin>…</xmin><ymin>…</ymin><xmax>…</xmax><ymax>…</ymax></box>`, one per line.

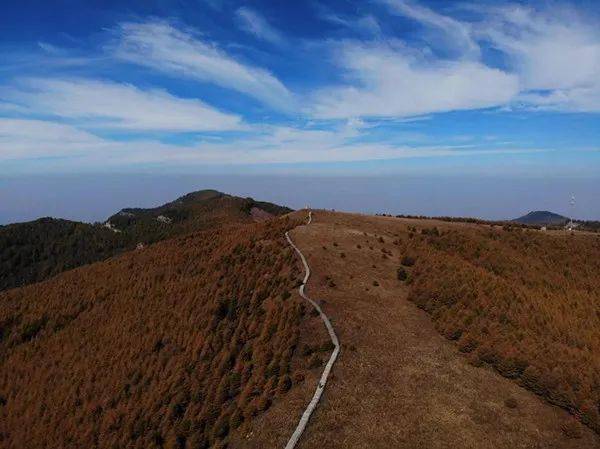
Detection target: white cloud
<box><xmin>4</xmin><ymin>78</ymin><xmax>242</xmax><ymax>132</ymax></box>
<box><xmin>1</xmin><ymin>117</ymin><xmax>540</xmax><ymax>169</ymax></box>
<box><xmin>111</xmin><ymin>20</ymin><xmax>295</xmax><ymax>111</ymax></box>
<box><xmin>0</xmin><ymin>118</ymin><xmax>108</xmax><ymax>159</ymax></box>
<box><xmin>517</xmin><ymin>85</ymin><xmax>600</xmax><ymax>113</ymax></box>
<box><xmin>37</xmin><ymin>42</ymin><xmax>64</xmax><ymax>55</ymax></box>
<box><xmin>311</xmin><ymin>43</ymin><xmax>519</xmax><ymax>119</ymax></box>
<box><xmin>315</xmin><ymin>2</ymin><xmax>600</xmax><ymax>117</ymax></box>
<box><xmin>236</xmin><ymin>7</ymin><xmax>285</xmax><ymax>46</ymax></box>
<box><xmin>379</xmin><ymin>0</ymin><xmax>479</xmax><ymax>58</ymax></box>
<box><xmin>475</xmin><ymin>4</ymin><xmax>600</xmax><ymax>111</ymax></box>
<box><xmin>477</xmin><ymin>5</ymin><xmax>600</xmax><ymax>91</ymax></box>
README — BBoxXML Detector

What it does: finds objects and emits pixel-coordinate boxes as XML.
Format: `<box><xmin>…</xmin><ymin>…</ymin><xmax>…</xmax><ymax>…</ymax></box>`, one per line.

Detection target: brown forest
<box><xmin>0</xmin><ymin>215</ymin><xmax>321</xmax><ymax>449</ymax></box>
<box><xmin>400</xmin><ymin>224</ymin><xmax>600</xmax><ymax>433</ymax></box>
<box><xmin>0</xmin><ymin>190</ymin><xmax>291</xmax><ymax>292</ymax></box>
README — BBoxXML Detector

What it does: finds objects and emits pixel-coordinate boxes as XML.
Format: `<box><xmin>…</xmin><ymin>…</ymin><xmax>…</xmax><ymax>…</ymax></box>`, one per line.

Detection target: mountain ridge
<box><xmin>0</xmin><ymin>190</ymin><xmax>292</xmax><ymax>291</ymax></box>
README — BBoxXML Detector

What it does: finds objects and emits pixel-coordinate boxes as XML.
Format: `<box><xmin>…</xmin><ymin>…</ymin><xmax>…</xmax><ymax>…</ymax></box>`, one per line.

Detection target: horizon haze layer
<box><xmin>1</xmin><ymin>173</ymin><xmax>598</xmax><ymax>225</ymax></box>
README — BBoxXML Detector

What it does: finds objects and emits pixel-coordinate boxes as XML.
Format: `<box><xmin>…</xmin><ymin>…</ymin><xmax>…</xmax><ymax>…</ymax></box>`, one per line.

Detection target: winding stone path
<box><xmin>284</xmin><ymin>211</ymin><xmax>340</xmax><ymax>449</ymax></box>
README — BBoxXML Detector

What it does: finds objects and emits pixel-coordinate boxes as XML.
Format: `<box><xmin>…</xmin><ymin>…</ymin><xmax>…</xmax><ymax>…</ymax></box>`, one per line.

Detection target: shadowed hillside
<box><xmin>0</xmin><ymin>190</ymin><xmax>292</xmax><ymax>292</ymax></box>
<box><xmin>0</xmin><ymin>218</ymin><xmax>129</xmax><ymax>292</ymax></box>
<box><xmin>0</xmin><ymin>214</ymin><xmax>326</xmax><ymax>449</ymax></box>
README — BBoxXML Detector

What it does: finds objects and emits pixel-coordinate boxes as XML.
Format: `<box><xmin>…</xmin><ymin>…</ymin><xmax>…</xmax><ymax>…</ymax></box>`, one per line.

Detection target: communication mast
<box><xmin>567</xmin><ymin>195</ymin><xmax>575</xmax><ymax>232</ymax></box>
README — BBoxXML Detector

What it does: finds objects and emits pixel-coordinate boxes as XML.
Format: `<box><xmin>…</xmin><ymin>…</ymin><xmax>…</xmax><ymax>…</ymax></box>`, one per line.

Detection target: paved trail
<box><xmin>284</xmin><ymin>211</ymin><xmax>340</xmax><ymax>449</ymax></box>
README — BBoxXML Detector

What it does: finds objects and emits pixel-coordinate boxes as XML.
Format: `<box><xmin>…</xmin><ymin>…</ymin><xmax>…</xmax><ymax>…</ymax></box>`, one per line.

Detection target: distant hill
<box><xmin>513</xmin><ymin>210</ymin><xmax>569</xmax><ymax>226</ymax></box>
<box><xmin>0</xmin><ymin>190</ymin><xmax>291</xmax><ymax>291</ymax></box>
<box><xmin>106</xmin><ymin>189</ymin><xmax>291</xmax><ymax>244</ymax></box>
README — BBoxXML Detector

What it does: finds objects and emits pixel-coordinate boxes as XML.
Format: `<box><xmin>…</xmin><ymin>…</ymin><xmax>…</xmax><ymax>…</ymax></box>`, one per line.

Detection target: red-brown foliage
<box><xmin>404</xmin><ymin>226</ymin><xmax>600</xmax><ymax>432</ymax></box>
<box><xmin>0</xmin><ymin>216</ymin><xmax>309</xmax><ymax>448</ymax></box>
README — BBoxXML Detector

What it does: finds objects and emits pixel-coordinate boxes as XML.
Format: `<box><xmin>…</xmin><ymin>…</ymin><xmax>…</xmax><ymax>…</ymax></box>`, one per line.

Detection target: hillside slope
<box><xmin>0</xmin><ymin>214</ymin><xmax>329</xmax><ymax>449</ymax></box>
<box><xmin>0</xmin><ymin>218</ymin><xmax>128</xmax><ymax>292</ymax></box>
<box><xmin>0</xmin><ymin>190</ymin><xmax>291</xmax><ymax>292</ymax></box>
<box><xmin>289</xmin><ymin>211</ymin><xmax>600</xmax><ymax>448</ymax></box>
<box><xmin>106</xmin><ymin>190</ymin><xmax>292</xmax><ymax>243</ymax></box>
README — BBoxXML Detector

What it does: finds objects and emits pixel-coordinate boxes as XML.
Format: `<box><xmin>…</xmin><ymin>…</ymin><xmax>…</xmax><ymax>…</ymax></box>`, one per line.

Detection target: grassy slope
<box><xmin>289</xmin><ymin>211</ymin><xmax>599</xmax><ymax>448</ymax></box>
<box><xmin>0</xmin><ymin>214</ymin><xmax>328</xmax><ymax>449</ymax></box>
<box><xmin>406</xmin><ymin>220</ymin><xmax>600</xmax><ymax>431</ymax></box>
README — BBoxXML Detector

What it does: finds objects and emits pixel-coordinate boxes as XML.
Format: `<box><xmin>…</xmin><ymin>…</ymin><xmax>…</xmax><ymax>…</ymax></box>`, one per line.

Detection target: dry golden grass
<box><xmin>288</xmin><ymin>210</ymin><xmax>600</xmax><ymax>448</ymax></box>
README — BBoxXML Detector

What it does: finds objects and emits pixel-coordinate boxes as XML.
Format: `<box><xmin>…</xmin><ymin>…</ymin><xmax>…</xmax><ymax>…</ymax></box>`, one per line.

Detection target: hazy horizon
<box><xmin>2</xmin><ymin>173</ymin><xmax>599</xmax><ymax>225</ymax></box>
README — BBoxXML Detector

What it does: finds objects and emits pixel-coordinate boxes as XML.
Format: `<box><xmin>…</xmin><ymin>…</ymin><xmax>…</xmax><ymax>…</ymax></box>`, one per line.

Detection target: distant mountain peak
<box><xmin>513</xmin><ymin>210</ymin><xmax>569</xmax><ymax>226</ymax></box>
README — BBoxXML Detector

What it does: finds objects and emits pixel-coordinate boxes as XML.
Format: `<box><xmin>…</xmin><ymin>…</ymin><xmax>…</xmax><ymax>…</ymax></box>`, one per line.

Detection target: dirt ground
<box><xmin>275</xmin><ymin>210</ymin><xmax>600</xmax><ymax>449</ymax></box>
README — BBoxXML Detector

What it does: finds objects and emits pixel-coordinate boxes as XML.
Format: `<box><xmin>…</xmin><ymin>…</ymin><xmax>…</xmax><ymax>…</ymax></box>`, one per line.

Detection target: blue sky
<box><xmin>1</xmin><ymin>0</ymin><xmax>599</xmax><ymax>176</ymax></box>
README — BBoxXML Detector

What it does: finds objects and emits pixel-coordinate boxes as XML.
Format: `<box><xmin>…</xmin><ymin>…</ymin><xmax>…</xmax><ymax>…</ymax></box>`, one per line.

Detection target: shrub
<box><xmin>308</xmin><ymin>354</ymin><xmax>322</xmax><ymax>369</ymax></box>
<box><xmin>280</xmin><ymin>290</ymin><xmax>291</xmax><ymax>300</ymax></box>
<box><xmin>229</xmin><ymin>408</ymin><xmax>243</xmax><ymax>430</ymax></box>
<box><xmin>293</xmin><ymin>372</ymin><xmax>305</xmax><ymax>384</ymax></box>
<box><xmin>401</xmin><ymin>255</ymin><xmax>416</xmax><ymax>267</ymax></box>
<box><xmin>504</xmin><ymin>397</ymin><xmax>518</xmax><ymax>409</ymax></box>
<box><xmin>396</xmin><ymin>267</ymin><xmax>408</xmax><ymax>281</ymax></box>
<box><xmin>278</xmin><ymin>375</ymin><xmax>292</xmax><ymax>394</ymax></box>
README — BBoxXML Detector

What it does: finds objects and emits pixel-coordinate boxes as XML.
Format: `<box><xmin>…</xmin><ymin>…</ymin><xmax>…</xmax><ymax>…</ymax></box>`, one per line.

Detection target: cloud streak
<box><xmin>111</xmin><ymin>20</ymin><xmax>295</xmax><ymax>111</ymax></box>
<box><xmin>236</xmin><ymin>7</ymin><xmax>285</xmax><ymax>46</ymax></box>
<box><xmin>379</xmin><ymin>0</ymin><xmax>479</xmax><ymax>58</ymax></box>
<box><xmin>0</xmin><ymin>117</ymin><xmax>541</xmax><ymax>169</ymax></box>
<box><xmin>4</xmin><ymin>78</ymin><xmax>243</xmax><ymax>132</ymax></box>
<box><xmin>311</xmin><ymin>42</ymin><xmax>519</xmax><ymax>119</ymax></box>
<box><xmin>476</xmin><ymin>4</ymin><xmax>600</xmax><ymax>112</ymax></box>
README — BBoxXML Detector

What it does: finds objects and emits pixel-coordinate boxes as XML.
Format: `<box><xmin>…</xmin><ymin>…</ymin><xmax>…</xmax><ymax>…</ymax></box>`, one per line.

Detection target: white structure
<box><xmin>566</xmin><ymin>195</ymin><xmax>576</xmax><ymax>231</ymax></box>
<box><xmin>156</xmin><ymin>215</ymin><xmax>172</xmax><ymax>224</ymax></box>
<box><xmin>103</xmin><ymin>221</ymin><xmax>122</xmax><ymax>233</ymax></box>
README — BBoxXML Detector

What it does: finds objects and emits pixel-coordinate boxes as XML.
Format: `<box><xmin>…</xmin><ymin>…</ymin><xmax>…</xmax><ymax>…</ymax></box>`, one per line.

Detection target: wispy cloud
<box><xmin>316</xmin><ymin>5</ymin><xmax>382</xmax><ymax>38</ymax></box>
<box><xmin>475</xmin><ymin>4</ymin><xmax>600</xmax><ymax>111</ymax></box>
<box><xmin>235</xmin><ymin>7</ymin><xmax>285</xmax><ymax>46</ymax></box>
<box><xmin>110</xmin><ymin>20</ymin><xmax>295</xmax><ymax>111</ymax></box>
<box><xmin>311</xmin><ymin>42</ymin><xmax>518</xmax><ymax>119</ymax></box>
<box><xmin>0</xmin><ymin>118</ymin><xmax>108</xmax><ymax>159</ymax></box>
<box><xmin>476</xmin><ymin>5</ymin><xmax>600</xmax><ymax>91</ymax></box>
<box><xmin>379</xmin><ymin>0</ymin><xmax>479</xmax><ymax>58</ymax></box>
<box><xmin>3</xmin><ymin>78</ymin><xmax>243</xmax><ymax>132</ymax></box>
<box><xmin>1</xmin><ymin>115</ymin><xmax>542</xmax><ymax>169</ymax></box>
